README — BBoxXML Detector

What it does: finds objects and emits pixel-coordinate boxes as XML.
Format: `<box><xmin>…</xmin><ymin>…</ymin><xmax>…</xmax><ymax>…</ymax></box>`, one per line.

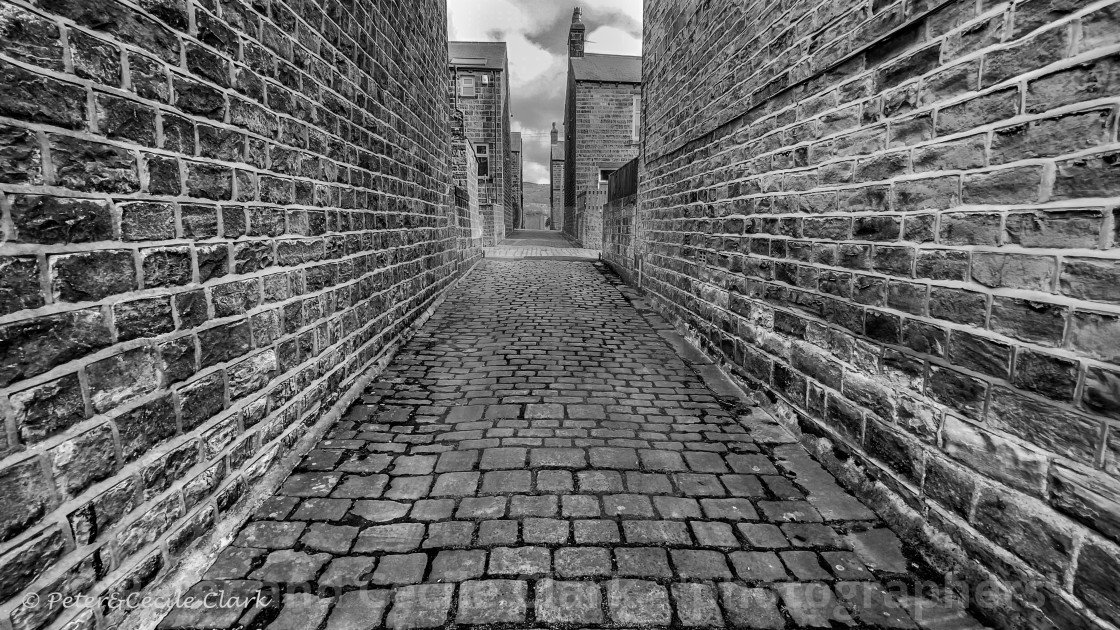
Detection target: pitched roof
<box><xmin>551</xmin><ymin>141</ymin><xmax>565</xmax><ymax>161</ymax></box>
<box><xmin>511</xmin><ymin>132</ymin><xmax>522</xmax><ymax>152</ymax></box>
<box><xmin>448</xmin><ymin>42</ymin><xmax>507</xmax><ymax>70</ymax></box>
<box><xmin>571</xmin><ymin>53</ymin><xmax>641</xmax><ymax>83</ymax></box>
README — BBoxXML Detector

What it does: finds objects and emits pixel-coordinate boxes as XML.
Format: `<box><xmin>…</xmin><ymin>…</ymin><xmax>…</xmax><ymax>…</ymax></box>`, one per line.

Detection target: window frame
<box><xmin>475</xmin><ymin>142</ymin><xmax>490</xmax><ymax>178</ymax></box>
<box><xmin>459</xmin><ymin>75</ymin><xmax>477</xmax><ymax>97</ymax></box>
<box><xmin>631</xmin><ymin>95</ymin><xmax>641</xmax><ymax>142</ymax></box>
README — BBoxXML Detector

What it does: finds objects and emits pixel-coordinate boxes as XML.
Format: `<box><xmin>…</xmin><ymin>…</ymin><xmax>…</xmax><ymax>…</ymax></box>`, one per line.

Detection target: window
<box><xmin>631</xmin><ymin>96</ymin><xmax>641</xmax><ymax>142</ymax></box>
<box><xmin>599</xmin><ymin>168</ymin><xmax>615</xmax><ymax>188</ymax></box>
<box><xmin>459</xmin><ymin>76</ymin><xmax>476</xmax><ymax>97</ymax></box>
<box><xmin>476</xmin><ymin>143</ymin><xmax>490</xmax><ymax>177</ymax></box>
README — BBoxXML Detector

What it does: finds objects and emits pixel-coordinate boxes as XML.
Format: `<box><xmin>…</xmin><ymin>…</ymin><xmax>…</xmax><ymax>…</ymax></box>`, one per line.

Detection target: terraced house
<box><xmin>561</xmin><ymin>7</ymin><xmax>642</xmax><ymax>248</ymax></box>
<box><xmin>449</xmin><ymin>41</ymin><xmax>514</xmax><ymax>245</ymax></box>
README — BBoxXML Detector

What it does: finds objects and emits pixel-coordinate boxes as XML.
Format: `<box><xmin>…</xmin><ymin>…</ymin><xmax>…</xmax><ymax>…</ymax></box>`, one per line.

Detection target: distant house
<box><xmin>511</xmin><ymin>131</ymin><xmax>523</xmax><ymax>229</ymax></box>
<box><xmin>561</xmin><ymin>7</ymin><xmax>642</xmax><ymax>248</ymax></box>
<box><xmin>550</xmin><ymin>122</ymin><xmax>564</xmax><ymax>231</ymax></box>
<box><xmin>449</xmin><ymin>41</ymin><xmax>513</xmax><ymax>245</ymax></box>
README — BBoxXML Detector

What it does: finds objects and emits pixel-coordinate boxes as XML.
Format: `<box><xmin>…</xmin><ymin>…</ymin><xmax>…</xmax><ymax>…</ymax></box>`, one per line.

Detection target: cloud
<box><xmin>448</xmin><ymin>0</ymin><xmax>643</xmax><ymax>183</ymax></box>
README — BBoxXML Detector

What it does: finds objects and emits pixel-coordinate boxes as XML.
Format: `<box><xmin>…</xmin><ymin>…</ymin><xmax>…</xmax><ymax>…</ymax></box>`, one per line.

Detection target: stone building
<box><xmin>602</xmin><ymin>0</ymin><xmax>1120</xmax><ymax>627</ymax></box>
<box><xmin>0</xmin><ymin>0</ymin><xmax>480</xmax><ymax>628</ymax></box>
<box><xmin>510</xmin><ymin>131</ymin><xmax>523</xmax><ymax>229</ymax></box>
<box><xmin>449</xmin><ymin>41</ymin><xmax>514</xmax><ymax>245</ymax></box>
<box><xmin>549</xmin><ymin>122</ymin><xmax>565</xmax><ymax>230</ymax></box>
<box><xmin>561</xmin><ymin>8</ymin><xmax>641</xmax><ymax>247</ymax></box>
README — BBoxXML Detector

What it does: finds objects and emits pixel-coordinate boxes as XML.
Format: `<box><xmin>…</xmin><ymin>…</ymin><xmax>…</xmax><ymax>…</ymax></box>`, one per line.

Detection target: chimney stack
<box><xmin>551</xmin><ymin>122</ymin><xmax>558</xmax><ymax>145</ymax></box>
<box><xmin>568</xmin><ymin>7</ymin><xmax>585</xmax><ymax>58</ymax></box>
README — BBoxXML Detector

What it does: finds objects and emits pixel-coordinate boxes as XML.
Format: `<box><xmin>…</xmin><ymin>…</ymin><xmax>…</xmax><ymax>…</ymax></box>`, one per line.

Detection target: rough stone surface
<box><xmin>156</xmin><ymin>261</ymin><xmax>986</xmax><ymax>629</ymax></box>
<box><xmin>601</xmin><ymin>1</ymin><xmax>1120</xmax><ymax>627</ymax></box>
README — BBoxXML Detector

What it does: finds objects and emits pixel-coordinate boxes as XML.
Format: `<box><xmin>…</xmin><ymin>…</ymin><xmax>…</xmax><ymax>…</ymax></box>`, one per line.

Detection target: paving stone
<box><xmin>423</xmin><ymin>521</ymin><xmax>474</xmax><ymax>548</ymax></box>
<box><xmin>782</xmin><ymin>550</ymin><xmax>832</xmax><ymax>580</ymax></box>
<box><xmin>783</xmin><ymin>523</ymin><xmax>844</xmax><ymax>548</ymax></box>
<box><xmin>603</xmin><ymin>493</ymin><xmax>655</xmax><ymax>517</ymax></box>
<box><xmin>435</xmin><ymin>450</ymin><xmax>478</xmax><ymax>472</ymax></box>
<box><xmin>279</xmin><ymin>473</ymin><xmax>342</xmax><ymax>497</ymax></box>
<box><xmin>480</xmin><ymin>447</ymin><xmax>527</xmax><ymax>469</ymax></box>
<box><xmin>730</xmin><ymin>551</ymin><xmax>789</xmax><ymax>581</ymax></box>
<box><xmin>300</xmin><ymin>523</ymin><xmax>358</xmax><ymax>554</ymax></box>
<box><xmin>386</xmin><ymin>583</ymin><xmax>453</xmax><ymax>629</ymax></box>
<box><xmin>383</xmin><ymin>476</ymin><xmax>433</xmax><ymax>500</ymax></box>
<box><xmin>607</xmin><ymin>579</ymin><xmax>672</xmax><ymax>626</ymax></box>
<box><xmin>739</xmin><ymin>523</ymin><xmax>789</xmax><ymax>548</ymax></box>
<box><xmin>653</xmin><ymin>496</ymin><xmax>702</xmax><ymax>519</ymax></box>
<box><xmin>264</xmin><ymin>593</ymin><xmax>331</xmax><ymax>630</ymax></box>
<box><xmin>672</xmin><ymin>548</ymin><xmax>734</xmax><ymax>579</ymax></box>
<box><xmin>235</xmin><ymin>522</ymin><xmax>305</xmax><ymax>549</ymax></box>
<box><xmin>457</xmin><ymin>579</ymin><xmax>527</xmax><ymax>624</ymax></box>
<box><xmin>430</xmin><ymin>549</ymin><xmax>486</xmax><ymax>582</ymax></box>
<box><xmin>692</xmin><ymin>521</ymin><xmax>739</xmax><ymax>547</ymax></box>
<box><xmin>536</xmin><ymin>469</ymin><xmax>574</xmax><ymax>492</ymax></box>
<box><xmin>574</xmin><ymin>519</ymin><xmax>620</xmax><ymax>543</ymax></box>
<box><xmin>718</xmin><ymin>583</ymin><xmax>784</xmax><ymax>629</ymax></box>
<box><xmin>510</xmin><ymin>494</ymin><xmax>557</xmax><ymax>517</ymax></box>
<box><xmin>530</xmin><ymin>447</ymin><xmax>586</xmax><ymax>468</ymax></box>
<box><xmin>590</xmin><ymin>446</ymin><xmax>640</xmax><ymax>469</ymax></box>
<box><xmin>822</xmin><ymin>550</ymin><xmax>874</xmax><ymax>579</ymax></box>
<box><xmin>523</xmin><ymin>517</ymin><xmax>568</xmax><ymax>543</ymax></box>
<box><xmin>672</xmin><ymin>582</ymin><xmax>724</xmax><ymax>627</ymax></box>
<box><xmin>616</xmin><ymin>547</ymin><xmax>673</xmax><ymax>578</ymax></box>
<box><xmin>536</xmin><ymin>579</ymin><xmax>603</xmax><ymax>625</ymax></box>
<box><xmin>684</xmin><ymin>451</ymin><xmax>729</xmax><ymax>473</ymax></box>
<box><xmin>846</xmin><ymin>527</ymin><xmax>910</xmax><ymax>573</ymax></box>
<box><xmin>561</xmin><ymin>494</ymin><xmax>600</xmax><ymax>517</ymax></box>
<box><xmin>481</xmin><ymin>469</ymin><xmax>531</xmax><ymax>492</ymax></box>
<box><xmin>319</xmin><ymin>556</ymin><xmax>377</xmax><ymax>588</ymax></box>
<box><xmin>623</xmin><ymin>520</ymin><xmax>692</xmax><ymax>545</ymax></box>
<box><xmin>430</xmin><ymin>472</ymin><xmax>478</xmax><ymax>496</ymax></box>
<box><xmin>254</xmin><ymin>497</ymin><xmax>298</xmax><ymax>520</ymax></box>
<box><xmin>351</xmin><ymin>500</ymin><xmax>410</xmax><ymax>523</ymax></box>
<box><xmin>488</xmin><ymin>546</ymin><xmax>549</xmax><ymax>576</ymax></box>
<box><xmin>371</xmin><ymin>553</ymin><xmax>427</xmax><ymax>585</ymax></box>
<box><xmin>727</xmin><ymin>453</ymin><xmax>779</xmax><ymax>475</ymax></box>
<box><xmin>204</xmin><ymin>547</ymin><xmax>266</xmax><ymax>580</ymax></box>
<box><xmin>640</xmin><ymin>449</ymin><xmax>688</xmax><ymax>471</ymax></box>
<box><xmin>292</xmin><ymin>498</ymin><xmax>352</xmax><ymax>521</ymax></box>
<box><xmin>555</xmin><ymin>546</ymin><xmax>612</xmax><ymax>577</ymax></box>
<box><xmin>392</xmin><ymin>455</ymin><xmax>437</xmax><ymax>475</ymax></box>
<box><xmin>326</xmin><ymin>590</ymin><xmax>390</xmax><ymax>630</ymax></box>
<box><xmin>774</xmin><ymin>582</ymin><xmax>854</xmax><ymax>627</ymax></box>
<box><xmin>626</xmin><ymin>471</ymin><xmax>674</xmax><ymax>493</ymax></box>
<box><xmin>409</xmin><ymin>499</ymin><xmax>455</xmax><ymax>521</ymax></box>
<box><xmin>456</xmin><ymin>496</ymin><xmax>507</xmax><ymax>519</ymax></box>
<box><xmin>331</xmin><ymin>475</ymin><xmax>388</xmax><ymax>499</ymax></box>
<box><xmin>577</xmin><ymin>469</ymin><xmax>624</xmax><ymax>491</ymax></box>
<box><xmin>677</xmin><ymin>473</ymin><xmax>727</xmax><ymax>496</ymax></box>
<box><xmin>526</xmin><ymin>403</ymin><xmax>563</xmax><ymax>418</ymax></box>
<box><xmin>477</xmin><ymin>519</ymin><xmax>518</xmax><ymax>545</ymax></box>
<box><xmin>354</xmin><ymin>523</ymin><xmax>425</xmax><ymax>553</ymax></box>
<box><xmin>249</xmin><ymin>550</ymin><xmax>330</xmax><ymax>583</ymax></box>
<box><xmin>723</xmin><ymin>474</ymin><xmax>767</xmax><ymax>497</ymax></box>
<box><xmin>835</xmin><ymin>580</ymin><xmax>917</xmax><ymax>628</ymax></box>
<box><xmin>701</xmin><ymin>498</ymin><xmax>759</xmax><ymax>520</ymax></box>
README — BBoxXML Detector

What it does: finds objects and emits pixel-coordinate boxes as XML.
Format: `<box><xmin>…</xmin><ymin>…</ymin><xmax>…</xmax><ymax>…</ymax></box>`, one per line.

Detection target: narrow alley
<box><xmin>158</xmin><ymin>255</ymin><xmax>982</xmax><ymax>629</ymax></box>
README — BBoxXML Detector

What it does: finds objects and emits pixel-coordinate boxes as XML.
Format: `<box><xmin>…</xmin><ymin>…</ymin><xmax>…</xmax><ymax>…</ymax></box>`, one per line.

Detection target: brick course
<box><xmin>605</xmin><ymin>0</ymin><xmax>1120</xmax><ymax>627</ymax></box>
<box><xmin>0</xmin><ymin>0</ymin><xmax>476</xmax><ymax>628</ymax></box>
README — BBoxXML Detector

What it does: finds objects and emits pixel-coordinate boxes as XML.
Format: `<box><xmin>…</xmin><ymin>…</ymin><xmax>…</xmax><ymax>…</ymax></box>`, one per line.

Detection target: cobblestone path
<box><xmin>160</xmin><ymin>261</ymin><xmax>985</xmax><ymax>629</ymax></box>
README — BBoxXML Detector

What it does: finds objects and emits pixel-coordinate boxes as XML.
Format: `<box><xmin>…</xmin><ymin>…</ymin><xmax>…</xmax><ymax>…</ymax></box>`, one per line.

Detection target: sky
<box><xmin>448</xmin><ymin>0</ymin><xmax>643</xmax><ymax>184</ymax></box>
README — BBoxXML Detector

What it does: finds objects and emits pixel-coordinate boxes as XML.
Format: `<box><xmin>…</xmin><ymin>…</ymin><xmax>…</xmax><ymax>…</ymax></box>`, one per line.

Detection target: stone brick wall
<box><xmin>510</xmin><ymin>136</ymin><xmax>522</xmax><ymax>229</ymax></box>
<box><xmin>634</xmin><ymin>0</ymin><xmax>1120</xmax><ymax>627</ymax></box>
<box><xmin>0</xmin><ymin>0</ymin><xmax>474</xmax><ymax>628</ymax></box>
<box><xmin>550</xmin><ymin>153</ymin><xmax>564</xmax><ymax>230</ymax></box>
<box><xmin>602</xmin><ymin>192</ymin><xmax>639</xmax><ymax>285</ymax></box>
<box><xmin>450</xmin><ymin>111</ymin><xmax>484</xmax><ymax>250</ymax></box>
<box><xmin>450</xmin><ymin>64</ymin><xmax>511</xmax><ymax>245</ymax></box>
<box><xmin>575</xmin><ymin>188</ymin><xmax>606</xmax><ymax>249</ymax></box>
<box><xmin>563</xmin><ymin>79</ymin><xmax>640</xmax><ymax>239</ymax></box>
